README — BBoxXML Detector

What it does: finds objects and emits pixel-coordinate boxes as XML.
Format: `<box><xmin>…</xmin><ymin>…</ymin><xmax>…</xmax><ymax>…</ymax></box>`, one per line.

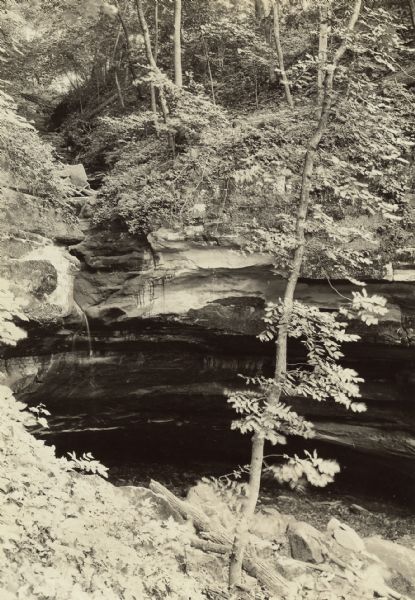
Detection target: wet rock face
<box><xmin>3</xmin><ymin>208</ymin><xmax>415</xmax><ymax>497</ymax></box>
<box><xmin>2</xmin><ymin>318</ymin><xmax>415</xmax><ymax>500</ymax></box>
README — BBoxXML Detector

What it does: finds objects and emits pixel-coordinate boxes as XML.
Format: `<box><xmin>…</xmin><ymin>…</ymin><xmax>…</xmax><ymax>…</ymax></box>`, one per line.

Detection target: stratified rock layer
<box><xmin>0</xmin><ymin>182</ymin><xmax>83</xmax><ymax>323</ymax></box>
<box><xmin>2</xmin><ymin>185</ymin><xmax>415</xmax><ymax>497</ymax></box>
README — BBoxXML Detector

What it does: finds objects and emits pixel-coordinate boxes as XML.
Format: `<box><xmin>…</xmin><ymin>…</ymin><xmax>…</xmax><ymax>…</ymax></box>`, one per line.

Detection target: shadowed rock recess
<box><xmin>2</xmin><ymin>170</ymin><xmax>415</xmax><ymax>500</ymax></box>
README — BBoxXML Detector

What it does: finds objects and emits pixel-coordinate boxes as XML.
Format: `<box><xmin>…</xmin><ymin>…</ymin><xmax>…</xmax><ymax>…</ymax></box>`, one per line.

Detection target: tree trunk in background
<box><xmin>174</xmin><ymin>0</ymin><xmax>183</xmax><ymax>87</ymax></box>
<box><xmin>134</xmin><ymin>1</ymin><xmax>168</xmax><ymax>117</ymax></box>
<box><xmin>266</xmin><ymin>22</ymin><xmax>277</xmax><ymax>85</ymax></box>
<box><xmin>150</xmin><ymin>0</ymin><xmax>159</xmax><ymax>117</ymax></box>
<box><xmin>227</xmin><ymin>0</ymin><xmax>363</xmax><ymax>590</ymax></box>
<box><xmin>203</xmin><ymin>36</ymin><xmax>216</xmax><ymax>104</ymax></box>
<box><xmin>114</xmin><ymin>70</ymin><xmax>125</xmax><ymax>108</ymax></box>
<box><xmin>111</xmin><ymin>25</ymin><xmax>122</xmax><ymax>66</ymax></box>
<box><xmin>135</xmin><ymin>0</ymin><xmax>174</xmax><ymax>152</ymax></box>
<box><xmin>272</xmin><ymin>0</ymin><xmax>294</xmax><ymax>108</ymax></box>
<box><xmin>115</xmin><ymin>2</ymin><xmax>138</xmax><ymax>82</ymax></box>
<box><xmin>255</xmin><ymin>0</ymin><xmax>270</xmax><ymax>20</ymax></box>
<box><xmin>318</xmin><ymin>1</ymin><xmax>331</xmax><ymax>107</ymax></box>
<box><xmin>408</xmin><ymin>0</ymin><xmax>415</xmax><ymax>31</ymax></box>
<box><xmin>255</xmin><ymin>0</ymin><xmax>276</xmax><ymax>85</ymax></box>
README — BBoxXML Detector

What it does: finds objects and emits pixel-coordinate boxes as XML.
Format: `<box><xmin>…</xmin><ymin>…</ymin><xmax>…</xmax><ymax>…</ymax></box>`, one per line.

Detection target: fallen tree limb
<box><xmin>149</xmin><ymin>481</ymin><xmax>408</xmax><ymax>600</ymax></box>
<box><xmin>191</xmin><ymin>538</ymin><xmax>229</xmax><ymax>556</ymax></box>
<box><xmin>150</xmin><ymin>480</ymin><xmax>293</xmax><ymax>596</ymax></box>
<box><xmin>150</xmin><ymin>480</ymin><xmax>230</xmax><ymax>544</ymax></box>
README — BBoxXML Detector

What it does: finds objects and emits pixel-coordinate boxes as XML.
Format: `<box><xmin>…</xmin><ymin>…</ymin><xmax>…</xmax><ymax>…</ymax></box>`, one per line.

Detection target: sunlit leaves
<box><xmin>340</xmin><ymin>289</ymin><xmax>388</xmax><ymax>326</ymax></box>
<box><xmin>66</xmin><ymin>451</ymin><xmax>109</xmax><ymax>478</ymax></box>
<box><xmin>227</xmin><ymin>389</ymin><xmax>314</xmax><ymax>443</ymax></box>
<box><xmin>261</xmin><ymin>300</ymin><xmax>361</xmax><ymax>355</ymax></box>
<box><xmin>259</xmin><ymin>299</ymin><xmax>372</xmax><ymax>411</ymax></box>
<box><xmin>297</xmin><ymin>361</ymin><xmax>366</xmax><ymax>412</ymax></box>
<box><xmin>268</xmin><ymin>450</ymin><xmax>340</xmax><ymax>489</ymax></box>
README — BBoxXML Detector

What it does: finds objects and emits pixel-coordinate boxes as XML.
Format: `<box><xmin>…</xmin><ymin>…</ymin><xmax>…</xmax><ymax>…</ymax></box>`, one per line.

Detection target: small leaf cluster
<box><xmin>340</xmin><ymin>289</ymin><xmax>388</xmax><ymax>326</ymax></box>
<box><xmin>227</xmin><ymin>389</ymin><xmax>314</xmax><ymax>445</ymax></box>
<box><xmin>268</xmin><ymin>450</ymin><xmax>340</xmax><ymax>490</ymax></box>
<box><xmin>66</xmin><ymin>451</ymin><xmax>109</xmax><ymax>479</ymax></box>
<box><xmin>27</xmin><ymin>404</ymin><xmax>51</xmax><ymax>430</ymax></box>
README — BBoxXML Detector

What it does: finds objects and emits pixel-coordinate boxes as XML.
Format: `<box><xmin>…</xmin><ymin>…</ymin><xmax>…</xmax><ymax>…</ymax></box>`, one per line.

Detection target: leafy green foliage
<box><xmin>26</xmin><ymin>0</ymin><xmax>411</xmax><ymax>272</ymax></box>
<box><xmin>0</xmin><ymin>385</ymin><xmax>205</xmax><ymax>600</ymax></box>
<box><xmin>0</xmin><ymin>278</ymin><xmax>28</xmax><ymax>347</ymax></box>
<box><xmin>340</xmin><ymin>289</ymin><xmax>388</xmax><ymax>326</ymax></box>
<box><xmin>228</xmin><ymin>292</ymin><xmax>389</xmax><ymax>490</ymax></box>
<box><xmin>268</xmin><ymin>450</ymin><xmax>341</xmax><ymax>490</ymax></box>
<box><xmin>260</xmin><ymin>299</ymin><xmax>376</xmax><ymax>411</ymax></box>
<box><xmin>228</xmin><ymin>390</ymin><xmax>314</xmax><ymax>445</ymax></box>
<box><xmin>66</xmin><ymin>451</ymin><xmax>109</xmax><ymax>478</ymax></box>
<box><xmin>93</xmin><ymin>88</ymin><xmax>229</xmax><ymax>232</ymax></box>
<box><xmin>0</xmin><ymin>90</ymin><xmax>69</xmax><ymax>199</ymax></box>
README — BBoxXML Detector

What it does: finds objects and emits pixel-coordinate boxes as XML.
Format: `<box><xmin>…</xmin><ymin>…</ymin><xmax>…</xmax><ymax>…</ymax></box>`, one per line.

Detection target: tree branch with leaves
<box><xmin>228</xmin><ymin>0</ymin><xmax>365</xmax><ymax>590</ymax></box>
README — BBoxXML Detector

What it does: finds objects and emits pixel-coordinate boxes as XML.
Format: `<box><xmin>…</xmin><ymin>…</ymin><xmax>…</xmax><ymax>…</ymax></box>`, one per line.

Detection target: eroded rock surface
<box><xmin>0</xmin><ymin>182</ymin><xmax>83</xmax><ymax>323</ymax></box>
<box><xmin>71</xmin><ymin>225</ymin><xmax>415</xmax><ymax>346</ymax></box>
<box><xmin>2</xmin><ymin>166</ymin><xmax>415</xmax><ymax>495</ymax></box>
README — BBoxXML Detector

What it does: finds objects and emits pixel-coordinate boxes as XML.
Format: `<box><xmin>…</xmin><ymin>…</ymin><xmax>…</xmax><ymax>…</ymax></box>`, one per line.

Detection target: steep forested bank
<box><xmin>1</xmin><ymin>1</ymin><xmax>415</xmax><ymax>598</ymax></box>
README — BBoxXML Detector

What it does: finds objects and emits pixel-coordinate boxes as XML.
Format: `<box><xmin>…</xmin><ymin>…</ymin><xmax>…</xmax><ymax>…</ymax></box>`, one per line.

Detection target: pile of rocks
<box><xmin>59</xmin><ymin>164</ymin><xmax>97</xmax><ymax>222</ymax></box>
<box><xmin>120</xmin><ymin>481</ymin><xmax>415</xmax><ymax>600</ymax></box>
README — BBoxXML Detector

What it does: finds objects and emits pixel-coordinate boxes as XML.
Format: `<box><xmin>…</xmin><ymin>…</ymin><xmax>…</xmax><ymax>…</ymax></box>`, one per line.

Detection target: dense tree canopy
<box><xmin>2</xmin><ymin>0</ymin><xmax>410</xmax><ymax>271</ymax></box>
<box><xmin>2</xmin><ymin>2</ymin><xmax>413</xmax><ymax>253</ymax></box>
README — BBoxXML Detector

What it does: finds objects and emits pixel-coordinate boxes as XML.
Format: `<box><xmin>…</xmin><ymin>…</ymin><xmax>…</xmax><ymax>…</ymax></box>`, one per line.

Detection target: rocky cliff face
<box><xmin>2</xmin><ymin>170</ymin><xmax>415</xmax><ymax>497</ymax></box>
<box><xmin>71</xmin><ymin>223</ymin><xmax>415</xmax><ymax>341</ymax></box>
<box><xmin>0</xmin><ymin>179</ymin><xmax>83</xmax><ymax>323</ymax></box>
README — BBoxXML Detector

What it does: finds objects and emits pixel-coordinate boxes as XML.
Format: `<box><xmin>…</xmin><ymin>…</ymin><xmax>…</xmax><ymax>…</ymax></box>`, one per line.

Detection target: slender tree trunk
<box><xmin>111</xmin><ymin>25</ymin><xmax>122</xmax><ymax>66</ymax></box>
<box><xmin>150</xmin><ymin>84</ymin><xmax>158</xmax><ymax>115</ymax></box>
<box><xmin>135</xmin><ymin>0</ymin><xmax>174</xmax><ymax>152</ymax></box>
<box><xmin>174</xmin><ymin>0</ymin><xmax>183</xmax><ymax>87</ymax></box>
<box><xmin>202</xmin><ymin>36</ymin><xmax>216</xmax><ymax>104</ymax></box>
<box><xmin>267</xmin><ymin>25</ymin><xmax>277</xmax><ymax>85</ymax></box>
<box><xmin>408</xmin><ymin>0</ymin><xmax>415</xmax><ymax>31</ymax></box>
<box><xmin>115</xmin><ymin>1</ymin><xmax>138</xmax><ymax>81</ymax></box>
<box><xmin>228</xmin><ymin>0</ymin><xmax>362</xmax><ymax>590</ymax></box>
<box><xmin>114</xmin><ymin>70</ymin><xmax>125</xmax><ymax>108</ymax></box>
<box><xmin>150</xmin><ymin>0</ymin><xmax>159</xmax><ymax>115</ymax></box>
<box><xmin>317</xmin><ymin>1</ymin><xmax>331</xmax><ymax>107</ymax></box>
<box><xmin>228</xmin><ymin>433</ymin><xmax>264</xmax><ymax>588</ymax></box>
<box><xmin>154</xmin><ymin>0</ymin><xmax>159</xmax><ymax>60</ymax></box>
<box><xmin>255</xmin><ymin>1</ymin><xmax>276</xmax><ymax>85</ymax></box>
<box><xmin>96</xmin><ymin>69</ymin><xmax>100</xmax><ymax>102</ymax></box>
<box><xmin>271</xmin><ymin>0</ymin><xmax>294</xmax><ymax>108</ymax></box>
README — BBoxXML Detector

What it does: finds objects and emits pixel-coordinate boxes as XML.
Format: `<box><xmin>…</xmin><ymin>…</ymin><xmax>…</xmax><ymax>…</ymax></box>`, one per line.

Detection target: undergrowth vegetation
<box><xmin>0</xmin><ymin>386</ymin><xmax>207</xmax><ymax>600</ymax></box>
<box><xmin>0</xmin><ymin>91</ymin><xmax>69</xmax><ymax>200</ymax></box>
<box><xmin>0</xmin><ymin>289</ymin><xmax>204</xmax><ymax>600</ymax></box>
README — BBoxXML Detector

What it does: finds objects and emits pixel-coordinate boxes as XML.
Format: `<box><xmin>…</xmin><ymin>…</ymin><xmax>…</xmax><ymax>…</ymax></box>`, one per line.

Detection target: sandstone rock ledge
<box><xmin>0</xmin><ymin>180</ymin><xmax>83</xmax><ymax>324</ymax></box>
